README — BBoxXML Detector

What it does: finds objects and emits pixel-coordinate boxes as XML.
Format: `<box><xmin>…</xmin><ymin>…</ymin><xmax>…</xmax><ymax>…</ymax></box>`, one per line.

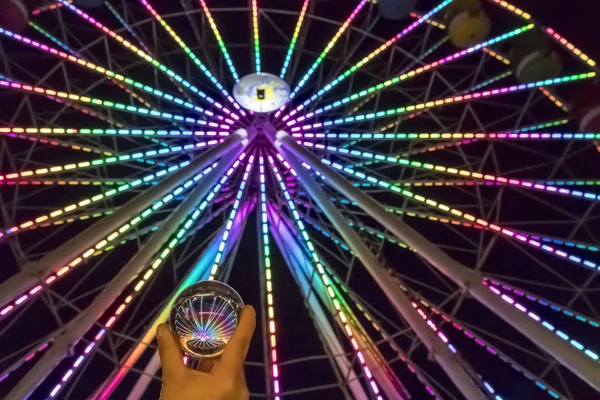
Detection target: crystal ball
<box><xmin>169</xmin><ymin>281</ymin><xmax>244</xmax><ymax>359</ymax></box>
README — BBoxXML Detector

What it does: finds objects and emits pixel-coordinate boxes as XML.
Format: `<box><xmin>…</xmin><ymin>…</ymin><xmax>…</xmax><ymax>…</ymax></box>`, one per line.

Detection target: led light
<box><xmin>288</xmin><ymin>72</ymin><xmax>595</xmax><ymax>130</ymax></box>
<box><xmin>280</xmin><ymin>0</ymin><xmax>310</xmax><ymax>78</ymax></box>
<box><xmin>282</xmin><ymin>0</ymin><xmax>453</xmax><ymax>121</ymax></box>
<box><xmin>198</xmin><ymin>0</ymin><xmax>239</xmax><ymax>80</ymax></box>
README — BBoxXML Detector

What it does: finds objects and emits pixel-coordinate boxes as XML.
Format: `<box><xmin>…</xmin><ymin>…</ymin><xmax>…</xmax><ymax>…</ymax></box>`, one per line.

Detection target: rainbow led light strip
<box><xmin>298</xmin><ymin>218</ymin><xmax>440</xmax><ymax>398</ymax></box>
<box><xmin>1</xmin><ymin>129</ymin><xmax>111</xmax><ymax>156</ymax></box>
<box><xmin>268</xmin><ymin>155</ymin><xmax>384</xmax><ymax>399</ymax></box>
<box><xmin>47</xmin><ymin>160</ymin><xmax>243</xmax><ymax>398</ymax></box>
<box><xmin>31</xmin><ymin>0</ymin><xmax>72</xmax><ymax>15</ymax></box>
<box><xmin>288</xmin><ymin>72</ymin><xmax>596</xmax><ymax>130</ymax></box>
<box><xmin>294</xmin><ymin>23</ymin><xmax>533</xmax><ymax>121</ymax></box>
<box><xmin>198</xmin><ymin>0</ymin><xmax>240</xmax><ymax>81</ymax></box>
<box><xmin>138</xmin><ymin>0</ymin><xmax>242</xmax><ymax>113</ymax></box>
<box><xmin>251</xmin><ymin>0</ymin><xmax>261</xmax><ymax>73</ymax></box>
<box><xmin>287</xmin><ymin>0</ymin><xmax>367</xmax><ymax>101</ymax></box>
<box><xmin>546</xmin><ymin>28</ymin><xmax>596</xmax><ymax>67</ymax></box>
<box><xmin>318</xmin><ymin>159</ymin><xmax>600</xmax><ymax>271</ymax></box>
<box><xmin>56</xmin><ymin>0</ymin><xmax>237</xmax><ymax>118</ymax></box>
<box><xmin>486</xmin><ymin>284</ymin><xmax>599</xmax><ymax>363</ymax></box>
<box><xmin>280</xmin><ymin>0</ymin><xmax>310</xmax><ymax>78</ymax></box>
<box><xmin>303</xmin><ymin>213</ymin><xmax>571</xmax><ymax>399</ymax></box>
<box><xmin>306</xmin><ymin>142</ymin><xmax>600</xmax><ymax>202</ymax></box>
<box><xmin>282</xmin><ymin>0</ymin><xmax>453</xmax><ymax>121</ymax></box>
<box><xmin>404</xmin><ymin>286</ymin><xmax>564</xmax><ymax>400</ymax></box>
<box><xmin>105</xmin><ymin>1</ymin><xmax>153</xmax><ymax>55</ymax></box>
<box><xmin>0</xmin><ymin>78</ymin><xmax>228</xmax><ymax>128</ymax></box>
<box><xmin>0</xmin><ymin>160</ymin><xmax>192</xmax><ymax>238</ymax></box>
<box><xmin>485</xmin><ymin>280</ymin><xmax>600</xmax><ymax>328</ymax></box>
<box><xmin>29</xmin><ymin>22</ymin><xmax>80</xmax><ymax>56</ymax></box>
<box><xmin>258</xmin><ymin>156</ymin><xmax>281</xmax><ymax>398</ymax></box>
<box><xmin>488</xmin><ymin>0</ymin><xmax>531</xmax><ymax>19</ymax></box>
<box><xmin>0</xmin><ymin>140</ymin><xmax>219</xmax><ymax>184</ymax></box>
<box><xmin>209</xmin><ymin>155</ymin><xmax>255</xmax><ymax>280</ymax></box>
<box><xmin>0</xmin><ymin>128</ymin><xmax>230</xmax><ymax>137</ymax></box>
<box><xmin>0</xmin><ymin>166</ymin><xmax>215</xmax><ymax>319</ymax></box>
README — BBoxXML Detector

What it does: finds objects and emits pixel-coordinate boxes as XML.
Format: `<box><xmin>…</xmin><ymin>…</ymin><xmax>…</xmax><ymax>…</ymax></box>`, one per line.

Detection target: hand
<box><xmin>157</xmin><ymin>305</ymin><xmax>256</xmax><ymax>400</ymax></box>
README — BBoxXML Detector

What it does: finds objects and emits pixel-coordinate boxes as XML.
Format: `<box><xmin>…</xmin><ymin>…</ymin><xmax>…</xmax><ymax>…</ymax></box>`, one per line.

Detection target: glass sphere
<box><xmin>169</xmin><ymin>281</ymin><xmax>244</xmax><ymax>359</ymax></box>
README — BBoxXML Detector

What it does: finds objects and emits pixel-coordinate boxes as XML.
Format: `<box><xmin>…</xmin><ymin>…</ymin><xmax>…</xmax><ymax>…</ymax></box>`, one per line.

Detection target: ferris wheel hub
<box><xmin>233</xmin><ymin>73</ymin><xmax>291</xmax><ymax>113</ymax></box>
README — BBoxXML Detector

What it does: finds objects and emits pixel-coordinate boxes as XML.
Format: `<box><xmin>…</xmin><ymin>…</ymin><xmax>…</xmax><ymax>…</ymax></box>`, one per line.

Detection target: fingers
<box><xmin>157</xmin><ymin>324</ymin><xmax>185</xmax><ymax>379</ymax></box>
<box><xmin>198</xmin><ymin>359</ymin><xmax>215</xmax><ymax>373</ymax></box>
<box><xmin>220</xmin><ymin>305</ymin><xmax>256</xmax><ymax>372</ymax></box>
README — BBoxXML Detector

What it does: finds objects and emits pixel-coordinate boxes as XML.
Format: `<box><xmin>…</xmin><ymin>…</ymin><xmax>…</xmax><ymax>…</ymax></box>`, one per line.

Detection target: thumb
<box><xmin>157</xmin><ymin>324</ymin><xmax>185</xmax><ymax>379</ymax></box>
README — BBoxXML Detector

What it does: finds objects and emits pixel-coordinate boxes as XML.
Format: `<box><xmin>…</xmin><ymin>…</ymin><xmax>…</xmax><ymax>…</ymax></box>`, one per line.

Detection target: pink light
<box><xmin>15</xmin><ymin>295</ymin><xmax>27</xmax><ymax>305</ymax></box>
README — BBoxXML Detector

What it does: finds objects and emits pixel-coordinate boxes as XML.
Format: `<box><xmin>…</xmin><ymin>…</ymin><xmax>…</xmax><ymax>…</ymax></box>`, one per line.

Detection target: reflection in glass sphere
<box><xmin>169</xmin><ymin>281</ymin><xmax>244</xmax><ymax>359</ymax></box>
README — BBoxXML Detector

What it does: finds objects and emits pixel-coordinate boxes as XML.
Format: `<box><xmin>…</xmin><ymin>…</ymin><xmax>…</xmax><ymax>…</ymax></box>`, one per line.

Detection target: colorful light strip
<box><xmin>198</xmin><ymin>0</ymin><xmax>239</xmax><ymax>81</ymax></box>
<box><xmin>0</xmin><ymin>159</ymin><xmax>194</xmax><ymax>238</ymax></box>
<box><xmin>287</xmin><ymin>0</ymin><xmax>367</xmax><ymax>102</ymax></box>
<box><xmin>56</xmin><ymin>0</ymin><xmax>237</xmax><ymax>118</ymax></box>
<box><xmin>488</xmin><ymin>0</ymin><xmax>531</xmax><ymax>19</ymax></box>
<box><xmin>2</xmin><ymin>128</ymin><xmax>111</xmax><ymax>156</ymax></box>
<box><xmin>288</xmin><ymin>72</ymin><xmax>596</xmax><ymax>130</ymax></box>
<box><xmin>280</xmin><ymin>0</ymin><xmax>310</xmax><ymax>78</ymax></box>
<box><xmin>323</xmin><ymin>161</ymin><xmax>600</xmax><ymax>271</ymax></box>
<box><xmin>251</xmin><ymin>0</ymin><xmax>261</xmax><ymax>73</ymax></box>
<box><xmin>31</xmin><ymin>0</ymin><xmax>72</xmax><ymax>15</ymax></box>
<box><xmin>268</xmin><ymin>155</ymin><xmax>383</xmax><ymax>398</ymax></box>
<box><xmin>282</xmin><ymin>0</ymin><xmax>453</xmax><ymax>121</ymax></box>
<box><xmin>404</xmin><ymin>285</ymin><xmax>564</xmax><ymax>400</ymax></box>
<box><xmin>0</xmin><ymin>140</ymin><xmax>219</xmax><ymax>185</ymax></box>
<box><xmin>0</xmin><ymin>128</ymin><xmax>230</xmax><ymax>137</ymax></box>
<box><xmin>546</xmin><ymin>27</ymin><xmax>596</xmax><ymax>67</ymax></box>
<box><xmin>258</xmin><ymin>156</ymin><xmax>281</xmax><ymax>398</ymax></box>
<box><xmin>307</xmin><ymin>142</ymin><xmax>600</xmax><ymax>202</ymax></box>
<box><xmin>409</xmin><ymin>11</ymin><xmax>446</xmax><ymax>29</ymax></box>
<box><xmin>209</xmin><ymin>155</ymin><xmax>255</xmax><ymax>279</ymax></box>
<box><xmin>105</xmin><ymin>1</ymin><xmax>153</xmax><ymax>55</ymax></box>
<box><xmin>0</xmin><ymin>78</ymin><xmax>228</xmax><ymax>127</ymax></box>
<box><xmin>485</xmin><ymin>284</ymin><xmax>600</xmax><ymax>364</ymax></box>
<box><xmin>299</xmin><ymin>216</ymin><xmax>442</xmax><ymax>398</ymax></box>
<box><xmin>485</xmin><ymin>280</ymin><xmax>600</xmax><ymax>329</ymax></box>
<box><xmin>288</xmin><ymin>23</ymin><xmax>534</xmax><ymax>122</ymax></box>
<box><xmin>47</xmin><ymin>160</ymin><xmax>243</xmax><ymax>398</ymax></box>
<box><xmin>0</xmin><ymin>166</ymin><xmax>215</xmax><ymax>319</ymax></box>
<box><xmin>138</xmin><ymin>0</ymin><xmax>242</xmax><ymax>112</ymax></box>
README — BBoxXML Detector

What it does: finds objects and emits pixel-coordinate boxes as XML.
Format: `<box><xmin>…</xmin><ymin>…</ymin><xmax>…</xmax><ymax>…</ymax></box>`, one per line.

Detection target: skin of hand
<box><xmin>157</xmin><ymin>305</ymin><xmax>256</xmax><ymax>400</ymax></box>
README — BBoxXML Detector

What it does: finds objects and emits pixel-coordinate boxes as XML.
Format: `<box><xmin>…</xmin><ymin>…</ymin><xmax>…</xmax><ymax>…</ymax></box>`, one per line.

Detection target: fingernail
<box><xmin>156</xmin><ymin>324</ymin><xmax>164</xmax><ymax>340</ymax></box>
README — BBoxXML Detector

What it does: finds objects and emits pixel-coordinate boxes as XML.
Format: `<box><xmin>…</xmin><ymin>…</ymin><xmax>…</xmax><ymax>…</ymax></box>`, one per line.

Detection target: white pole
<box><xmin>279</xmin><ymin>145</ymin><xmax>485</xmax><ymax>400</ymax></box>
<box><xmin>276</xmin><ymin>130</ymin><xmax>600</xmax><ymax>393</ymax></box>
<box><xmin>6</xmin><ymin>140</ymin><xmax>248</xmax><ymax>400</ymax></box>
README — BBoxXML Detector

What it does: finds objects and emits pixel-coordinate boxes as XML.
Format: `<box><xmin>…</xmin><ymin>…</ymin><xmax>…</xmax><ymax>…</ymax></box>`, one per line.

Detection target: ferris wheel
<box><xmin>0</xmin><ymin>0</ymin><xmax>599</xmax><ymax>398</ymax></box>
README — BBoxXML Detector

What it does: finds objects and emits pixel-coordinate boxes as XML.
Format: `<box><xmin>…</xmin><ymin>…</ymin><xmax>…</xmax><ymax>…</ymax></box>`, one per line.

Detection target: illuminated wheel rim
<box><xmin>0</xmin><ymin>1</ymin><xmax>598</xmax><ymax>399</ymax></box>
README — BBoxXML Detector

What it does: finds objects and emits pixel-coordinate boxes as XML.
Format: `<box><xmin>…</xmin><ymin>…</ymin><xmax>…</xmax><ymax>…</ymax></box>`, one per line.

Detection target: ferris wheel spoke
<box><xmin>266</xmin><ymin>207</ymin><xmax>370</xmax><ymax>399</ymax></box>
<box><xmin>0</xmin><ymin>164</ymin><xmax>218</xmax><ymax>322</ymax></box>
<box><xmin>0</xmin><ymin>139</ymin><xmax>221</xmax><ymax>187</ymax></box>
<box><xmin>327</xmin><ymin>160</ymin><xmax>600</xmax><ymax>272</ymax></box>
<box><xmin>273</xmin><ymin>0</ymin><xmax>369</xmax><ymax>120</ymax></box>
<box><xmin>281</xmin><ymin>0</ymin><xmax>453</xmax><ymax>123</ymax></box>
<box><xmin>137</xmin><ymin>0</ymin><xmax>244</xmax><ymax>115</ymax></box>
<box><xmin>296</xmin><ymin>24</ymin><xmax>534</xmax><ymax>124</ymax></box>
<box><xmin>309</xmin><ymin>142</ymin><xmax>600</xmax><ymax>203</ymax></box>
<box><xmin>1</xmin><ymin>127</ymin><xmax>231</xmax><ymax>138</ymax></box>
<box><xmin>4</xmin><ymin>138</ymin><xmax>249</xmax><ymax>399</ymax></box>
<box><xmin>46</xmin><ymin>164</ymin><xmax>244</xmax><ymax>399</ymax></box>
<box><xmin>53</xmin><ymin>0</ymin><xmax>239</xmax><ymax>119</ymax></box>
<box><xmin>197</xmin><ymin>0</ymin><xmax>240</xmax><ymax>82</ymax></box>
<box><xmin>268</xmin><ymin>152</ymin><xmax>483</xmax><ymax>399</ymax></box>
<box><xmin>287</xmin><ymin>72</ymin><xmax>596</xmax><ymax>130</ymax></box>
<box><xmin>95</xmin><ymin>200</ymin><xmax>254</xmax><ymax>400</ymax></box>
<box><xmin>279</xmin><ymin>0</ymin><xmax>310</xmax><ymax>80</ymax></box>
<box><xmin>251</xmin><ymin>0</ymin><xmax>261</xmax><ymax>73</ymax></box>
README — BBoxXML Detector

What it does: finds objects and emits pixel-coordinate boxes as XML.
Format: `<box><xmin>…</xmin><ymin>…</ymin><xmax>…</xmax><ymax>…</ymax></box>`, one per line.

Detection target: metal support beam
<box><xmin>0</xmin><ymin>130</ymin><xmax>249</xmax><ymax>310</ymax></box>
<box><xmin>268</xmin><ymin>207</ymin><xmax>368</xmax><ymax>400</ymax></box>
<box><xmin>276</xmin><ymin>130</ymin><xmax>600</xmax><ymax>393</ymax></box>
<box><xmin>278</xmin><ymin>142</ymin><xmax>486</xmax><ymax>400</ymax></box>
<box><xmin>97</xmin><ymin>201</ymin><xmax>255</xmax><ymax>400</ymax></box>
<box><xmin>5</xmin><ymin>140</ymin><xmax>248</xmax><ymax>400</ymax></box>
